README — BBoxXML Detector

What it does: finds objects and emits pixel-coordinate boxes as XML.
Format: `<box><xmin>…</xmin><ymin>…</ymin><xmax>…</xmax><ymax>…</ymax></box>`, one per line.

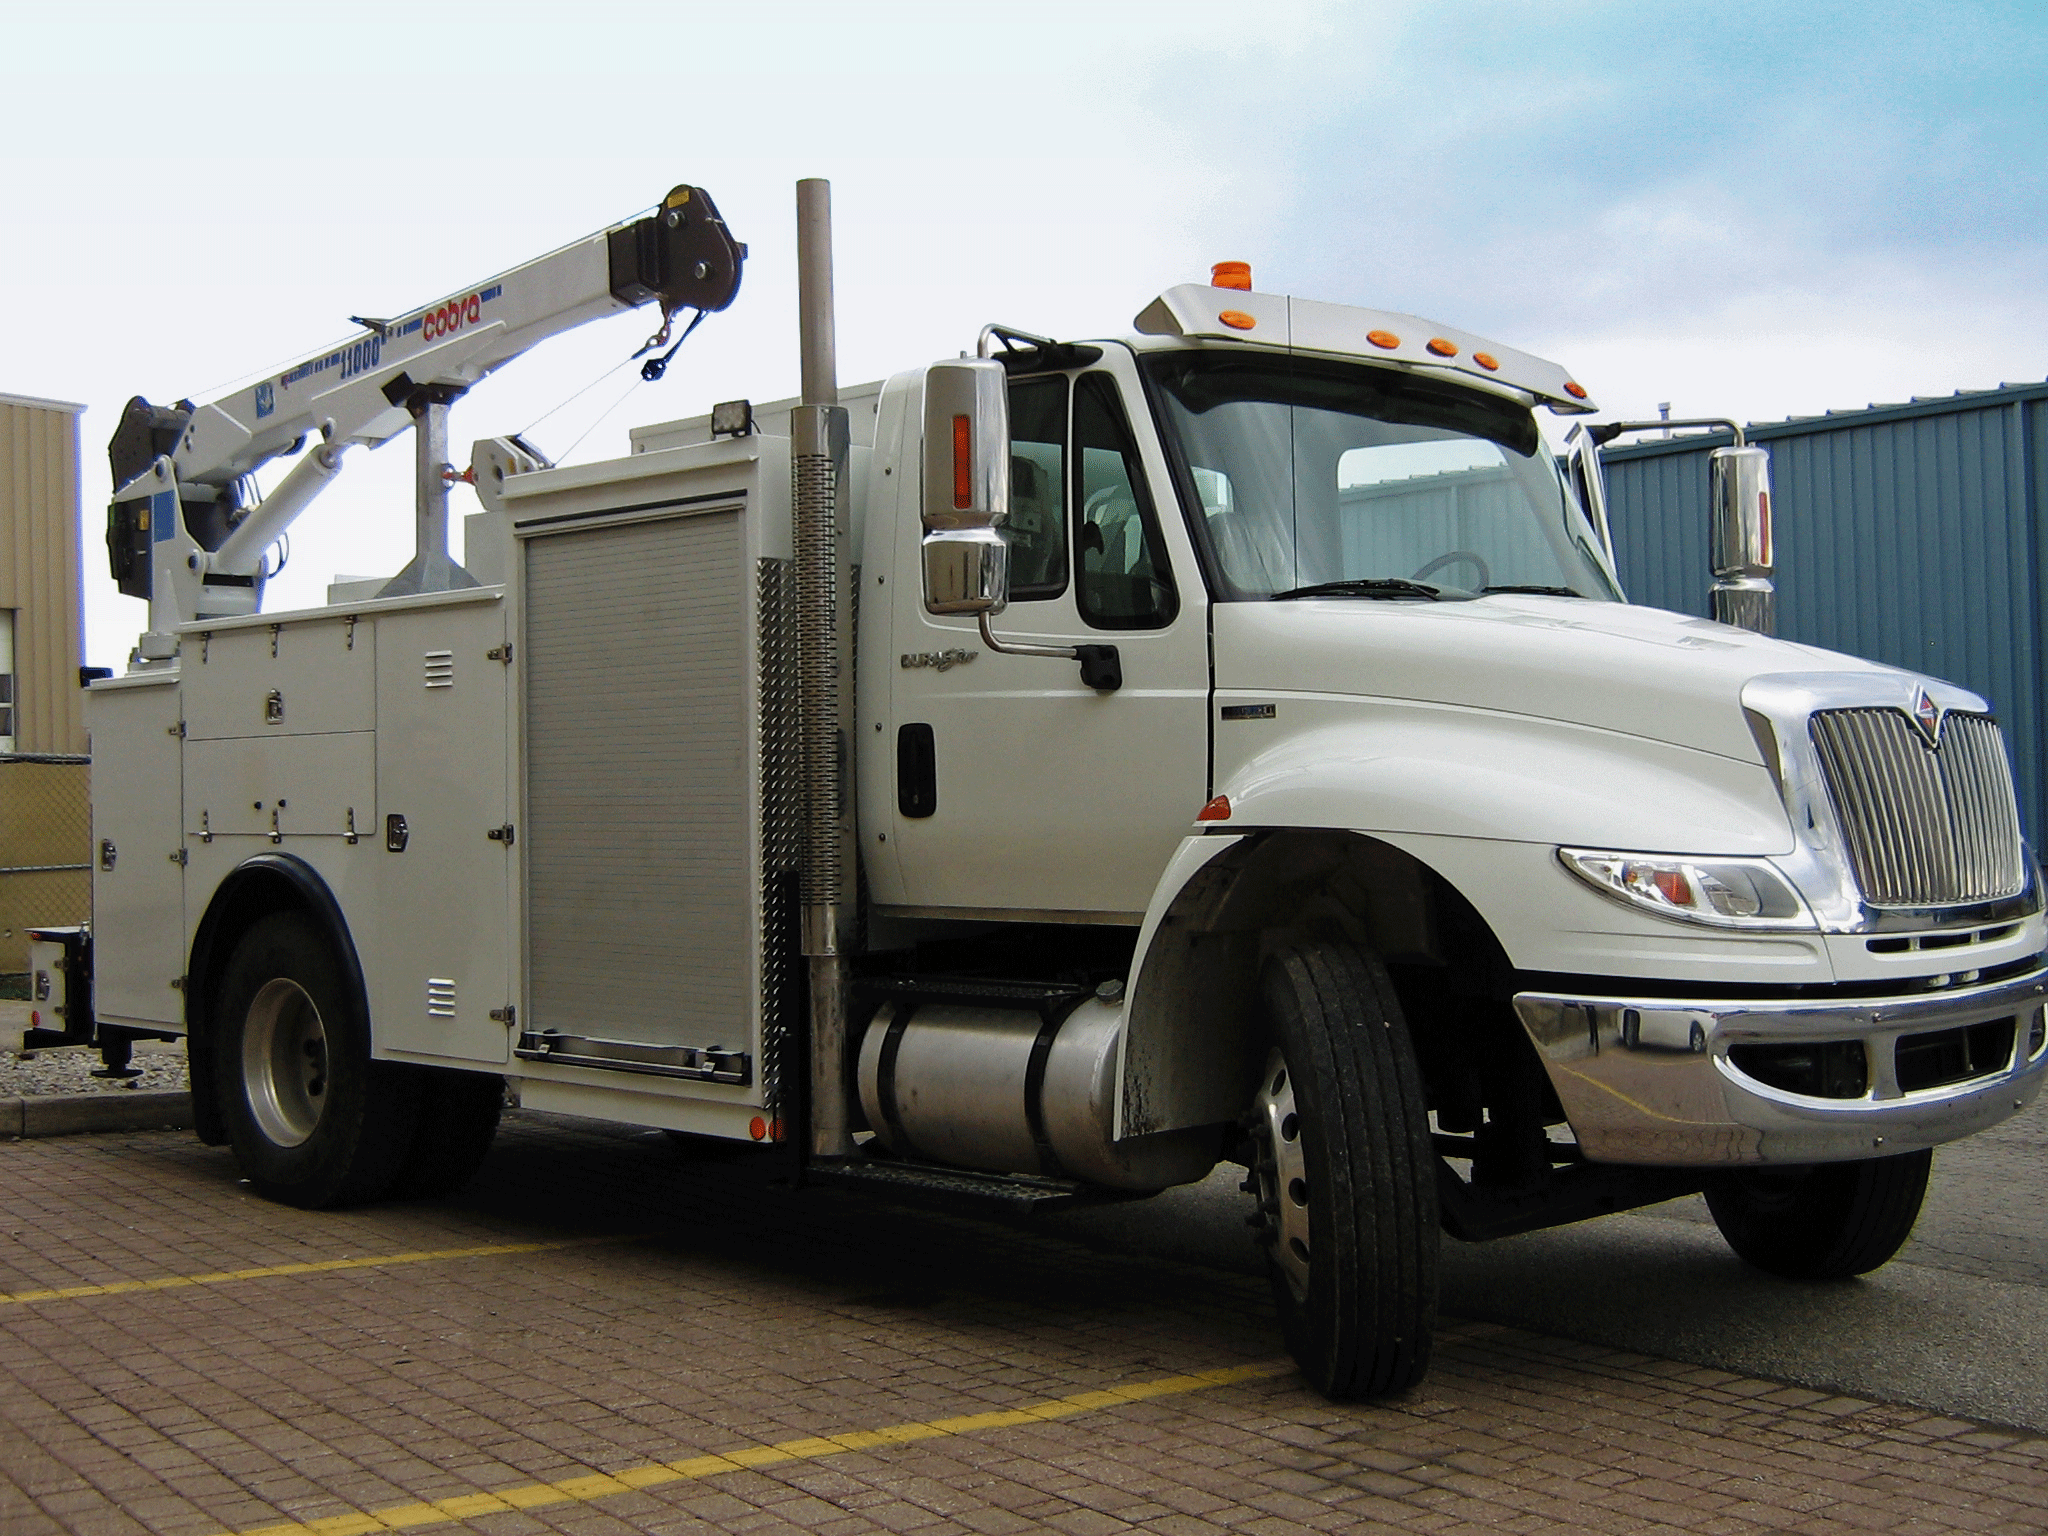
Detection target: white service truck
<box><xmin>31</xmin><ymin>180</ymin><xmax>2048</xmax><ymax>1400</ymax></box>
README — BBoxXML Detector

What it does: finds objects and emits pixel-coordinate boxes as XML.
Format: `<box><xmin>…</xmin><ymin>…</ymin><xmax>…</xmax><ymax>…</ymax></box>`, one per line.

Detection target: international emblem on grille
<box><xmin>1911</xmin><ymin>687</ymin><xmax>1945</xmax><ymax>747</ymax></box>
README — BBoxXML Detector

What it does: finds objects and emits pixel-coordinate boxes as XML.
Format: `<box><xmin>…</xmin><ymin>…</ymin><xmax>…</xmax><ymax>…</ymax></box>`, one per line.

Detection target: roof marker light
<box><xmin>1211</xmin><ymin>261</ymin><xmax>1252</xmax><ymax>291</ymax></box>
<box><xmin>1219</xmin><ymin>310</ymin><xmax>1257</xmax><ymax>331</ymax></box>
<box><xmin>1473</xmin><ymin>352</ymin><xmax>1500</xmax><ymax>371</ymax></box>
<box><xmin>1366</xmin><ymin>330</ymin><xmax>1401</xmax><ymax>349</ymax></box>
<box><xmin>1564</xmin><ymin>381</ymin><xmax>1588</xmax><ymax>400</ymax></box>
<box><xmin>1426</xmin><ymin>337</ymin><xmax>1458</xmax><ymax>357</ymax></box>
<box><xmin>1196</xmin><ymin>795</ymin><xmax>1233</xmax><ymax>821</ymax></box>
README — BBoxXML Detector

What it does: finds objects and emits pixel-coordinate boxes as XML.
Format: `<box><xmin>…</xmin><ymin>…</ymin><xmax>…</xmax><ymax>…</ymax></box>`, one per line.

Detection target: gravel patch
<box><xmin>0</xmin><ymin>1044</ymin><xmax>190</xmax><ymax>1097</ymax></box>
<box><xmin>0</xmin><ymin>1002</ymin><xmax>189</xmax><ymax>1097</ymax></box>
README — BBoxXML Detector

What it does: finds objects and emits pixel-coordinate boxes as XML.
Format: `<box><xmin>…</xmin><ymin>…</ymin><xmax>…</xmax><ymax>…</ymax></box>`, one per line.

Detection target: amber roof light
<box><xmin>1211</xmin><ymin>261</ymin><xmax>1253</xmax><ymax>291</ymax></box>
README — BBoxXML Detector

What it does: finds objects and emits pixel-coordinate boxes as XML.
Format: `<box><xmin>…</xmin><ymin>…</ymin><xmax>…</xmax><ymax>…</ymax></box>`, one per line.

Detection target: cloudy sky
<box><xmin>5</xmin><ymin>0</ymin><xmax>2044</xmax><ymax>665</ymax></box>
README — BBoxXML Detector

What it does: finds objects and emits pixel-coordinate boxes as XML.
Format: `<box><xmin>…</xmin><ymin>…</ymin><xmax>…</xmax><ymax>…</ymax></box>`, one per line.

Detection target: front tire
<box><xmin>1705</xmin><ymin>1150</ymin><xmax>1932</xmax><ymax>1280</ymax></box>
<box><xmin>1246</xmin><ymin>942</ymin><xmax>1438</xmax><ymax>1398</ymax></box>
<box><xmin>215</xmin><ymin>912</ymin><xmax>422</xmax><ymax>1209</ymax></box>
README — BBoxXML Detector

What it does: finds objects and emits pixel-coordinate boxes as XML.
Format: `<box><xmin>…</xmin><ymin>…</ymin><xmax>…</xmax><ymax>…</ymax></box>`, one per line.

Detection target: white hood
<box><xmin>1213</xmin><ymin>594</ymin><xmax>1914</xmax><ymax>764</ymax></box>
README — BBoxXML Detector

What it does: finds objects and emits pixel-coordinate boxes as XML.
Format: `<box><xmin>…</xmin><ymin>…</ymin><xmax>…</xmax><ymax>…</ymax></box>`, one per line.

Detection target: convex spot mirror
<box><xmin>921</xmin><ymin>359</ymin><xmax>1012</xmax><ymax>616</ymax></box>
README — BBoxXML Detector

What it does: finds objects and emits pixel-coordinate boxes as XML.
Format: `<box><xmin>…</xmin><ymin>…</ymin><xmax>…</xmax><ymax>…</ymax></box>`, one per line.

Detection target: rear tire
<box><xmin>1706</xmin><ymin>1149</ymin><xmax>1932</xmax><ymax>1279</ymax></box>
<box><xmin>214</xmin><ymin>912</ymin><xmax>422</xmax><ymax>1209</ymax></box>
<box><xmin>1246</xmin><ymin>942</ymin><xmax>1438</xmax><ymax>1398</ymax></box>
<box><xmin>385</xmin><ymin>1069</ymin><xmax>504</xmax><ymax>1201</ymax></box>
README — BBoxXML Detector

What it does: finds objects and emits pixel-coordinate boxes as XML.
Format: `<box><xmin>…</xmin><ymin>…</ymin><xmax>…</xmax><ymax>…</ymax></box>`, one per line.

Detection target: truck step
<box><xmin>806</xmin><ymin>1155</ymin><xmax>1113</xmax><ymax>1216</ymax></box>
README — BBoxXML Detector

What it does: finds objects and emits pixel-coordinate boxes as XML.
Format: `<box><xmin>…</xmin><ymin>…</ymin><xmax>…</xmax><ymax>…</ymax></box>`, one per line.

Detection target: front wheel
<box><xmin>1245</xmin><ymin>942</ymin><xmax>1438</xmax><ymax>1398</ymax></box>
<box><xmin>215</xmin><ymin>912</ymin><xmax>422</xmax><ymax>1209</ymax></box>
<box><xmin>1705</xmin><ymin>1149</ymin><xmax>1931</xmax><ymax>1280</ymax></box>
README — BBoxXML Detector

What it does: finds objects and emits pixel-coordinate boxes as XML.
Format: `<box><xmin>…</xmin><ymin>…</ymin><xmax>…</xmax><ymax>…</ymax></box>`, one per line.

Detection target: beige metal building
<box><xmin>1</xmin><ymin>392</ymin><xmax>90</xmax><ymax>971</ymax></box>
<box><xmin>1</xmin><ymin>392</ymin><xmax>88</xmax><ymax>754</ymax></box>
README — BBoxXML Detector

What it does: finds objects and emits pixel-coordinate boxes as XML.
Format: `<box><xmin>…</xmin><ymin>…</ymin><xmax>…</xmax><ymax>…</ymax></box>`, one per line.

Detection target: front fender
<box><xmin>1113</xmin><ymin>706</ymin><xmax>1833</xmax><ymax>1137</ymax></box>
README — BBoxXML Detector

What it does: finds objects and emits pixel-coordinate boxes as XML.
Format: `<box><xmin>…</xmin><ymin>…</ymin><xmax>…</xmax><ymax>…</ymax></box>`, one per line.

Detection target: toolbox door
<box><xmin>516</xmin><ymin>499</ymin><xmax>763</xmax><ymax>1098</ymax></box>
<box><xmin>87</xmin><ymin>677</ymin><xmax>185</xmax><ymax>1027</ymax></box>
<box><xmin>367</xmin><ymin>593</ymin><xmax>514</xmax><ymax>1066</ymax></box>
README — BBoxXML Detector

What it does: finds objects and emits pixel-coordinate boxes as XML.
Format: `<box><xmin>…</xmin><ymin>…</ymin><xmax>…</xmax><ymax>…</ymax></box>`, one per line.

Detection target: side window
<box><xmin>1003</xmin><ymin>376</ymin><xmax>1067</xmax><ymax>599</ymax></box>
<box><xmin>1074</xmin><ymin>373</ymin><xmax>1177</xmax><ymax>629</ymax></box>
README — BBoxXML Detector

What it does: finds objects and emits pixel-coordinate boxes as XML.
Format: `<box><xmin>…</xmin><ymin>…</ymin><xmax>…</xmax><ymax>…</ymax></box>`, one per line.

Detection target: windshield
<box><xmin>1142</xmin><ymin>352</ymin><xmax>1619</xmax><ymax>602</ymax></box>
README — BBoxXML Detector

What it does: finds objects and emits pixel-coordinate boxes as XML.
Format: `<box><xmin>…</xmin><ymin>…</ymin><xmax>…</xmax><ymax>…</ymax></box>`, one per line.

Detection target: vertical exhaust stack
<box><xmin>792</xmin><ymin>178</ymin><xmax>856</xmax><ymax>1159</ymax></box>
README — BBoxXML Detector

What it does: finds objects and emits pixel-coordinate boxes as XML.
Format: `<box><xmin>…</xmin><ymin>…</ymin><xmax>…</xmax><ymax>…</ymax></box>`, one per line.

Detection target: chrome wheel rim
<box><xmin>1249</xmin><ymin>1048</ymin><xmax>1312</xmax><ymax>1301</ymax></box>
<box><xmin>242</xmin><ymin>977</ymin><xmax>330</xmax><ymax>1147</ymax></box>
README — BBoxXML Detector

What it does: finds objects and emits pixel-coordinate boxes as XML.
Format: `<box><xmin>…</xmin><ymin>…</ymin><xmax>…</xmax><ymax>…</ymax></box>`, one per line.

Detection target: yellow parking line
<box><xmin>219</xmin><ymin>1360</ymin><xmax>1292</xmax><ymax>1536</ymax></box>
<box><xmin>0</xmin><ymin>1234</ymin><xmax>636</xmax><ymax>1307</ymax></box>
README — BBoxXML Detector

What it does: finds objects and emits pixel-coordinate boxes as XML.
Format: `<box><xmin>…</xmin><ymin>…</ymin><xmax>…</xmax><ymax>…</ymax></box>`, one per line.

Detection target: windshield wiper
<box><xmin>1271</xmin><ymin>578</ymin><xmax>1443</xmax><ymax>601</ymax></box>
<box><xmin>1481</xmin><ymin>584</ymin><xmax>1583</xmax><ymax>598</ymax></box>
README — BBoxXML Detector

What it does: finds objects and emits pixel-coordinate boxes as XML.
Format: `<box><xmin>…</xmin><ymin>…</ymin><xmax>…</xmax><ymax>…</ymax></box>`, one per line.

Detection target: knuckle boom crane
<box><xmin>104</xmin><ymin>184</ymin><xmax>743</xmax><ymax>659</ymax></box>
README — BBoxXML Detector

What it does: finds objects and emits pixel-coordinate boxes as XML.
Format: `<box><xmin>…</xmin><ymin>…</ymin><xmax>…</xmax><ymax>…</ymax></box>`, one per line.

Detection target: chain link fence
<box><xmin>0</xmin><ymin>753</ymin><xmax>91</xmax><ymax>980</ymax></box>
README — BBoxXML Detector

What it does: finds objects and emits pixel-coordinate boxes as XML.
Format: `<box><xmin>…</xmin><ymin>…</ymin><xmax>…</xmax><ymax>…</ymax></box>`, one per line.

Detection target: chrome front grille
<box><xmin>1809</xmin><ymin>708</ymin><xmax>2025</xmax><ymax>907</ymax></box>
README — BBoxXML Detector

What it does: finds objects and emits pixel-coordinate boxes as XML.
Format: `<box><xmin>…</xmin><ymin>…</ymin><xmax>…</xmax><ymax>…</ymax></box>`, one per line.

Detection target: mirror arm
<box><xmin>975</xmin><ymin>612</ymin><xmax>1074</xmax><ymax>660</ymax></box>
<box><xmin>975</xmin><ymin>614</ymin><xmax>1122</xmax><ymax>692</ymax></box>
<box><xmin>978</xmin><ymin>322</ymin><xmax>1060</xmax><ymax>359</ymax></box>
<box><xmin>1587</xmin><ymin>417</ymin><xmax>1745</xmax><ymax>448</ymax></box>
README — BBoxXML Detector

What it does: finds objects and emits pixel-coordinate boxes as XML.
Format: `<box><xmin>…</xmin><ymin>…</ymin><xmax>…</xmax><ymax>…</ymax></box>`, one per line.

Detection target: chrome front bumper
<box><xmin>1514</xmin><ymin>962</ymin><xmax>2048</xmax><ymax>1166</ymax></box>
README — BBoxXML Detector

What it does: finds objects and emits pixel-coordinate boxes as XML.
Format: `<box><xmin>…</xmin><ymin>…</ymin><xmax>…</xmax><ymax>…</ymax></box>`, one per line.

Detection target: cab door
<box><xmin>882</xmin><ymin>355</ymin><xmax>1209</xmax><ymax>921</ymax></box>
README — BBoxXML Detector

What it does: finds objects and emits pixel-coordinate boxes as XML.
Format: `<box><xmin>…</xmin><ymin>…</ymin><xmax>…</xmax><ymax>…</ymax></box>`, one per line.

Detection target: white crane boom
<box><xmin>106</xmin><ymin>183</ymin><xmax>744</xmax><ymax>653</ymax></box>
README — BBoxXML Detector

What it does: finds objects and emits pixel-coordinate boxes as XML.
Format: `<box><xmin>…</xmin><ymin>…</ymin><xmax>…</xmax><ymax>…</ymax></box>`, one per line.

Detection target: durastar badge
<box><xmin>900</xmin><ymin>648</ymin><xmax>977</xmax><ymax>673</ymax></box>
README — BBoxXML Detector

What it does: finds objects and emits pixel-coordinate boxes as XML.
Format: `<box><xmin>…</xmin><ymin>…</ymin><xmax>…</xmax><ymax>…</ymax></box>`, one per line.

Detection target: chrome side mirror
<box><xmin>920</xmin><ymin>359</ymin><xmax>1010</xmax><ymax>615</ymax></box>
<box><xmin>1709</xmin><ymin>444</ymin><xmax>1774</xmax><ymax>634</ymax></box>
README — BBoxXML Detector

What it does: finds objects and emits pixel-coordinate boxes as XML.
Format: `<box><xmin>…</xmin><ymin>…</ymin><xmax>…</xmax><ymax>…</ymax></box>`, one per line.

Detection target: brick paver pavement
<box><xmin>1</xmin><ymin>1113</ymin><xmax>2043</xmax><ymax>1536</ymax></box>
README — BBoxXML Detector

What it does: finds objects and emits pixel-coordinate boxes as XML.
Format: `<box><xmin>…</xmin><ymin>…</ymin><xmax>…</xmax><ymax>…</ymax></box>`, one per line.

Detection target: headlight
<box><xmin>1559</xmin><ymin>848</ymin><xmax>1816</xmax><ymax>930</ymax></box>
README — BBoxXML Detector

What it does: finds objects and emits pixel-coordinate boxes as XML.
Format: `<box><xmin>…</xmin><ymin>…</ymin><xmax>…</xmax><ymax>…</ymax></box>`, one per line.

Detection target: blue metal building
<box><xmin>1602</xmin><ymin>380</ymin><xmax>2048</xmax><ymax>842</ymax></box>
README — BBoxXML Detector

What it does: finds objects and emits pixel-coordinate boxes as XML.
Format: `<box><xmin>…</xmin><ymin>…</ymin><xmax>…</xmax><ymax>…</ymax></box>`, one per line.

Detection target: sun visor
<box><xmin>1134</xmin><ymin>284</ymin><xmax>1288</xmax><ymax>343</ymax></box>
<box><xmin>1134</xmin><ymin>285</ymin><xmax>1596</xmax><ymax>414</ymax></box>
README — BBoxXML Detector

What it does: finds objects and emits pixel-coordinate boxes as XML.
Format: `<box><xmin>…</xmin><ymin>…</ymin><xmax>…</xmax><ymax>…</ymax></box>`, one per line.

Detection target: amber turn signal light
<box><xmin>952</xmin><ymin>414</ymin><xmax>972</xmax><ymax>509</ymax></box>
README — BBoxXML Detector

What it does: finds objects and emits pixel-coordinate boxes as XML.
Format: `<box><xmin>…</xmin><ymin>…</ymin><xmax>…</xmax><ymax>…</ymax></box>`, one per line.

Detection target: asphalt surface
<box><xmin>1041</xmin><ymin>1100</ymin><xmax>2048</xmax><ymax>1433</ymax></box>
